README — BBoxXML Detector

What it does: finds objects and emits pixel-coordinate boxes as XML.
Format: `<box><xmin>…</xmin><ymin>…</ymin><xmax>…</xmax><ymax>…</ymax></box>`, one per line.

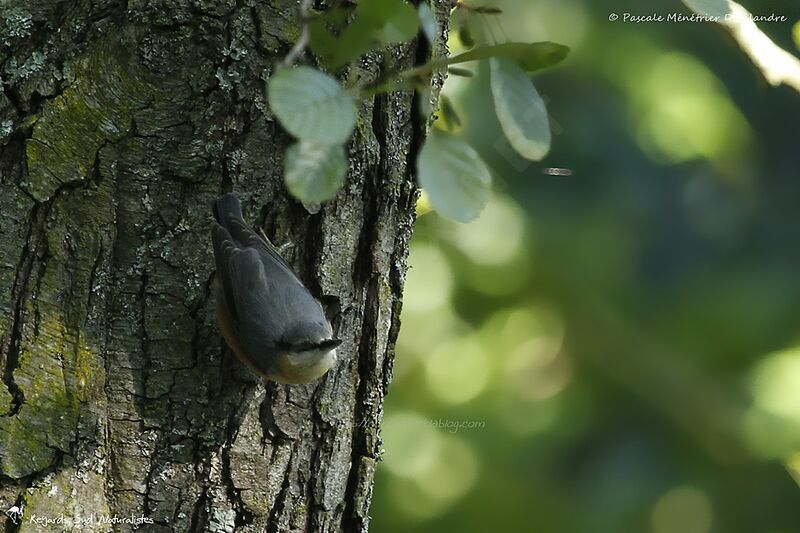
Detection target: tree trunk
<box><xmin>0</xmin><ymin>1</ymin><xmax>449</xmax><ymax>531</ymax></box>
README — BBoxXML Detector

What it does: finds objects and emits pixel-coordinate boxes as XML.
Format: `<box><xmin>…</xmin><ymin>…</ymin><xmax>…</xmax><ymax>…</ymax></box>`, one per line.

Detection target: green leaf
<box><xmin>438</xmin><ymin>95</ymin><xmax>462</xmax><ymax>131</ymax></box>
<box><xmin>417</xmin><ymin>133</ymin><xmax>491</xmax><ymax>222</ymax></box>
<box><xmin>474</xmin><ymin>6</ymin><xmax>503</xmax><ymax>14</ymax></box>
<box><xmin>284</xmin><ymin>141</ymin><xmax>348</xmax><ymax>205</ymax></box>
<box><xmin>418</xmin><ymin>2</ymin><xmax>437</xmax><ymax>43</ymax></box>
<box><xmin>453</xmin><ymin>7</ymin><xmax>476</xmax><ymax>48</ymax></box>
<box><xmin>367</xmin><ymin>0</ymin><xmax>419</xmax><ymax>44</ymax></box>
<box><xmin>309</xmin><ymin>8</ymin><xmax>355</xmax><ymax>66</ymax></box>
<box><xmin>313</xmin><ymin>0</ymin><xmax>421</xmax><ymax>69</ymax></box>
<box><xmin>268</xmin><ymin>67</ymin><xmax>356</xmax><ymax>144</ymax></box>
<box><xmin>490</xmin><ymin>57</ymin><xmax>551</xmax><ymax>161</ymax></box>
<box><xmin>333</xmin><ymin>18</ymin><xmax>383</xmax><ymax>69</ymax></box>
<box><xmin>458</xmin><ymin>26</ymin><xmax>476</xmax><ymax>47</ymax></box>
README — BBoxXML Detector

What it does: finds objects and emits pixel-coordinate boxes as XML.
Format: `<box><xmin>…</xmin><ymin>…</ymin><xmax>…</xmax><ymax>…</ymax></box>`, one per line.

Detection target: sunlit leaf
<box><xmin>268</xmin><ymin>67</ymin><xmax>356</xmax><ymax>144</ymax></box>
<box><xmin>284</xmin><ymin>141</ymin><xmax>348</xmax><ymax>204</ymax></box>
<box><xmin>417</xmin><ymin>133</ymin><xmax>491</xmax><ymax>222</ymax></box>
<box><xmin>418</xmin><ymin>2</ymin><xmax>437</xmax><ymax>44</ymax></box>
<box><xmin>490</xmin><ymin>58</ymin><xmax>551</xmax><ymax>161</ymax></box>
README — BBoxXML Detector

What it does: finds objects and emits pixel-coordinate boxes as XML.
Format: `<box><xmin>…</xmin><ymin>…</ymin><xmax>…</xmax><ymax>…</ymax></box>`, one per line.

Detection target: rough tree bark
<box><xmin>0</xmin><ymin>1</ymin><xmax>450</xmax><ymax>531</ymax></box>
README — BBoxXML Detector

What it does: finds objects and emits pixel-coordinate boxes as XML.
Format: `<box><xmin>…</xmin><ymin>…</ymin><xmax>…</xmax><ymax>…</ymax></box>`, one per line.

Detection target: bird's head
<box><xmin>272</xmin><ymin>337</ymin><xmax>342</xmax><ymax>384</ymax></box>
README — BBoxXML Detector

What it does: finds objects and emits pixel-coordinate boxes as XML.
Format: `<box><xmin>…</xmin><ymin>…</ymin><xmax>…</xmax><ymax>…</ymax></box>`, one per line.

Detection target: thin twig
<box><xmin>282</xmin><ymin>0</ymin><xmax>315</xmax><ymax>67</ymax></box>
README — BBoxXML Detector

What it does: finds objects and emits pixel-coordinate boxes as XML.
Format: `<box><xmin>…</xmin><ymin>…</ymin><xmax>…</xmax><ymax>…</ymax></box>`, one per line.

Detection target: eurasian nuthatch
<box><xmin>211</xmin><ymin>193</ymin><xmax>340</xmax><ymax>384</ymax></box>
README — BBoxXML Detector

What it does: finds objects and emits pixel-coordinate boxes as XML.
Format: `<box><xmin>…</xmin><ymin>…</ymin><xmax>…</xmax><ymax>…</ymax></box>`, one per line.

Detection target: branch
<box><xmin>683</xmin><ymin>0</ymin><xmax>800</xmax><ymax>94</ymax></box>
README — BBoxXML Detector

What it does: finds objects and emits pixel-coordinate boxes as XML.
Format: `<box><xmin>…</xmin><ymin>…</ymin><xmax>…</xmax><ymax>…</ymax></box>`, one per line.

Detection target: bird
<box><xmin>211</xmin><ymin>193</ymin><xmax>340</xmax><ymax>384</ymax></box>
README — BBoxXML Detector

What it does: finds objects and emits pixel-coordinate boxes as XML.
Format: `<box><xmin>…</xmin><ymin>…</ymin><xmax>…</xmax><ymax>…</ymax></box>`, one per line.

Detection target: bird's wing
<box><xmin>226</xmin><ymin>218</ymin><xmax>300</xmax><ymax>282</ymax></box>
<box><xmin>225</xmin><ymin>245</ymin><xmax>292</xmax><ymax>346</ymax></box>
<box><xmin>214</xmin><ymin>215</ymin><xmax>330</xmax><ymax>347</ymax></box>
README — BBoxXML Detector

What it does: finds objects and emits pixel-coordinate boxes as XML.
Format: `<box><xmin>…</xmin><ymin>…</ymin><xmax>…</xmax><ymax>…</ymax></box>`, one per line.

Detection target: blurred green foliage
<box><xmin>274</xmin><ymin>0</ymin><xmax>569</xmax><ymax>217</ymax></box>
<box><xmin>372</xmin><ymin>0</ymin><xmax>800</xmax><ymax>531</ymax></box>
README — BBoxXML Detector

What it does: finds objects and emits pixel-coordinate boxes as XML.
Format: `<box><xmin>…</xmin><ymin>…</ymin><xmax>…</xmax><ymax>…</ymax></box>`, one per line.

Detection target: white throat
<box><xmin>276</xmin><ymin>348</ymin><xmax>337</xmax><ymax>384</ymax></box>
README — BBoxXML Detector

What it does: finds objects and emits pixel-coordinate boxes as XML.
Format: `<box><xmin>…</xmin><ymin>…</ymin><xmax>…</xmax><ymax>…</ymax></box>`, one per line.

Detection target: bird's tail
<box><xmin>213</xmin><ymin>193</ymin><xmax>243</xmax><ymax>229</ymax></box>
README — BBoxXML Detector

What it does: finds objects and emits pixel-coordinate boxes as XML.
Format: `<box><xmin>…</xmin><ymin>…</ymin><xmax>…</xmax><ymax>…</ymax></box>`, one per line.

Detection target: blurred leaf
<box><xmin>334</xmin><ymin>22</ymin><xmax>382</xmax><ymax>68</ymax></box>
<box><xmin>308</xmin><ymin>7</ymin><xmax>355</xmax><ymax>66</ymax></box>
<box><xmin>366</xmin><ymin>0</ymin><xmax>419</xmax><ymax>44</ymax></box>
<box><xmin>404</xmin><ymin>42</ymin><xmax>569</xmax><ymax>80</ymax></box>
<box><xmin>310</xmin><ymin>6</ymin><xmax>377</xmax><ymax>70</ymax></box>
<box><xmin>418</xmin><ymin>2</ymin><xmax>437</xmax><ymax>44</ymax></box>
<box><xmin>452</xmin><ymin>6</ymin><xmax>476</xmax><ymax>48</ymax></box>
<box><xmin>448</xmin><ymin>67</ymin><xmax>474</xmax><ymax>77</ymax></box>
<box><xmin>268</xmin><ymin>67</ymin><xmax>356</xmax><ymax>144</ymax></box>
<box><xmin>459</xmin><ymin>26</ymin><xmax>476</xmax><ymax>47</ymax></box>
<box><xmin>311</xmin><ymin>0</ymin><xmax>420</xmax><ymax>69</ymax></box>
<box><xmin>284</xmin><ymin>141</ymin><xmax>348</xmax><ymax>205</ymax></box>
<box><xmin>793</xmin><ymin>21</ymin><xmax>800</xmax><ymax>51</ymax></box>
<box><xmin>417</xmin><ymin>133</ymin><xmax>491</xmax><ymax>222</ymax></box>
<box><xmin>452</xmin><ymin>42</ymin><xmax>569</xmax><ymax>72</ymax></box>
<box><xmin>438</xmin><ymin>95</ymin><xmax>462</xmax><ymax>131</ymax></box>
<box><xmin>490</xmin><ymin>57</ymin><xmax>551</xmax><ymax>161</ymax></box>
<box><xmin>786</xmin><ymin>454</ymin><xmax>800</xmax><ymax>487</ymax></box>
<box><xmin>473</xmin><ymin>6</ymin><xmax>503</xmax><ymax>15</ymax></box>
